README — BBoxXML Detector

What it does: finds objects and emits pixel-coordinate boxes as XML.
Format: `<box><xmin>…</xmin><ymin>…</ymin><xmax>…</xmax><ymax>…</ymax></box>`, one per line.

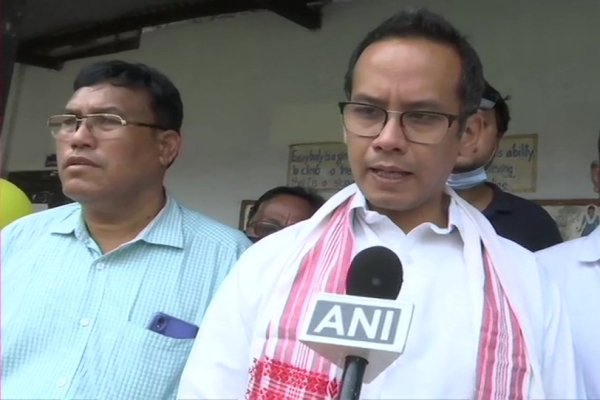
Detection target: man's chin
<box><xmin>364</xmin><ymin>192</ymin><xmax>420</xmax><ymax>214</ymax></box>
<box><xmin>62</xmin><ymin>183</ymin><xmax>102</xmax><ymax>204</ymax></box>
<box><xmin>452</xmin><ymin>163</ymin><xmax>483</xmax><ymax>174</ymax></box>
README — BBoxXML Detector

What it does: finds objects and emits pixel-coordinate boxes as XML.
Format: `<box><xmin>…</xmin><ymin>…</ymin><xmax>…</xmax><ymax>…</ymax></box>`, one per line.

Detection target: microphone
<box><xmin>339</xmin><ymin>246</ymin><xmax>403</xmax><ymax>400</ymax></box>
<box><xmin>299</xmin><ymin>246</ymin><xmax>413</xmax><ymax>399</ymax></box>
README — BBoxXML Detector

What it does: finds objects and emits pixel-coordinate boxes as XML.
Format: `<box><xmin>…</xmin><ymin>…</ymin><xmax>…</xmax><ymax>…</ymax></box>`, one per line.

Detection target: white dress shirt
<box><xmin>536</xmin><ymin>227</ymin><xmax>600</xmax><ymax>399</ymax></box>
<box><xmin>342</xmin><ymin>192</ymin><xmax>483</xmax><ymax>398</ymax></box>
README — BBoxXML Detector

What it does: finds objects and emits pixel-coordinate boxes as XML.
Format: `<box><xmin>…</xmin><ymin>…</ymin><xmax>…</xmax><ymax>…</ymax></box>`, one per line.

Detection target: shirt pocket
<box><xmin>123</xmin><ymin>321</ymin><xmax>195</xmax><ymax>351</ymax></box>
<box><xmin>102</xmin><ymin>321</ymin><xmax>195</xmax><ymax>399</ymax></box>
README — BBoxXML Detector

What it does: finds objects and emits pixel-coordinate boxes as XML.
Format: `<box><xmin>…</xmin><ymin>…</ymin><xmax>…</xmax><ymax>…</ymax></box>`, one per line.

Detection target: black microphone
<box><xmin>338</xmin><ymin>246</ymin><xmax>403</xmax><ymax>400</ymax></box>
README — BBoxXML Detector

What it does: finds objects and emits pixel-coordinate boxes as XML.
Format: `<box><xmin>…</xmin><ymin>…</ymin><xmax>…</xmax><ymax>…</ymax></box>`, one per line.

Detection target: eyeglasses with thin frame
<box><xmin>338</xmin><ymin>102</ymin><xmax>460</xmax><ymax>145</ymax></box>
<box><xmin>246</xmin><ymin>220</ymin><xmax>284</xmax><ymax>239</ymax></box>
<box><xmin>47</xmin><ymin>113</ymin><xmax>167</xmax><ymax>140</ymax></box>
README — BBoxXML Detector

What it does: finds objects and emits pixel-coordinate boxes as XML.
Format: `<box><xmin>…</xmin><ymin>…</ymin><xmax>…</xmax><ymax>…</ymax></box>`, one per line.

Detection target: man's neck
<box><xmin>456</xmin><ymin>183</ymin><xmax>494</xmax><ymax>212</ymax></box>
<box><xmin>82</xmin><ymin>188</ymin><xmax>167</xmax><ymax>253</ymax></box>
<box><xmin>371</xmin><ymin>193</ymin><xmax>450</xmax><ymax>233</ymax></box>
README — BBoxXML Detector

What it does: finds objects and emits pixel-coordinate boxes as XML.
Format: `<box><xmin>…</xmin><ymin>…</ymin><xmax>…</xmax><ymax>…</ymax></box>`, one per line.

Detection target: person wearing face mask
<box><xmin>245</xmin><ymin>186</ymin><xmax>325</xmax><ymax>243</ymax></box>
<box><xmin>178</xmin><ymin>9</ymin><xmax>581</xmax><ymax>400</ymax></box>
<box><xmin>450</xmin><ymin>81</ymin><xmax>562</xmax><ymax>251</ymax></box>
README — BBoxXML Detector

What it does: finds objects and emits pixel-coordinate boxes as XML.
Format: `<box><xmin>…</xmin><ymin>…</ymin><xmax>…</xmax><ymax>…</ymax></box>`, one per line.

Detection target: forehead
<box><xmin>258</xmin><ymin>195</ymin><xmax>313</xmax><ymax>218</ymax></box>
<box><xmin>66</xmin><ymin>83</ymin><xmax>152</xmax><ymax>115</ymax></box>
<box><xmin>352</xmin><ymin>38</ymin><xmax>462</xmax><ymax>108</ymax></box>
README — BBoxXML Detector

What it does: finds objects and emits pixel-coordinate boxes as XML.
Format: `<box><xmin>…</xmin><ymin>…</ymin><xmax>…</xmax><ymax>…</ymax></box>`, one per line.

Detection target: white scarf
<box><xmin>245</xmin><ymin>184</ymin><xmax>545</xmax><ymax>399</ymax></box>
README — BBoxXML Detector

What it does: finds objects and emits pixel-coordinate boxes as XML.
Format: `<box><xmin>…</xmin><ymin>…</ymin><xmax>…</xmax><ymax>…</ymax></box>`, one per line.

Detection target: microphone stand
<box><xmin>338</xmin><ymin>355</ymin><xmax>369</xmax><ymax>400</ymax></box>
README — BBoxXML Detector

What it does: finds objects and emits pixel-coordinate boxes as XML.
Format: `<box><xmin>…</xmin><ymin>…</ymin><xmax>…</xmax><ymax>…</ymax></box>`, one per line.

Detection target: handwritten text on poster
<box><xmin>487</xmin><ymin>134</ymin><xmax>538</xmax><ymax>193</ymax></box>
<box><xmin>287</xmin><ymin>142</ymin><xmax>353</xmax><ymax>190</ymax></box>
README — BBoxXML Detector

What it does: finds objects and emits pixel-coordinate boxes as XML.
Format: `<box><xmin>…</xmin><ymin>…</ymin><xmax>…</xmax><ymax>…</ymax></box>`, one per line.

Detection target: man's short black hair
<box><xmin>248</xmin><ymin>186</ymin><xmax>326</xmax><ymax>221</ymax></box>
<box><xmin>482</xmin><ymin>81</ymin><xmax>511</xmax><ymax>137</ymax></box>
<box><xmin>73</xmin><ymin>60</ymin><xmax>183</xmax><ymax>133</ymax></box>
<box><xmin>343</xmin><ymin>8</ymin><xmax>484</xmax><ymax>119</ymax></box>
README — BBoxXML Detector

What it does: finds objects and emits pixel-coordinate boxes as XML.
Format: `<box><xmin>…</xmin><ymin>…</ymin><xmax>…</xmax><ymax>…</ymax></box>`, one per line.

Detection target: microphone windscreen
<box><xmin>346</xmin><ymin>246</ymin><xmax>403</xmax><ymax>300</ymax></box>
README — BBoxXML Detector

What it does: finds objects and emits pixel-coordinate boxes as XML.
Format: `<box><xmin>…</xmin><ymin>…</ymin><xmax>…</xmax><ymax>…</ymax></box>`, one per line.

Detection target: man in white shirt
<box><xmin>536</xmin><ymin>132</ymin><xmax>600</xmax><ymax>399</ymax></box>
<box><xmin>178</xmin><ymin>8</ymin><xmax>581</xmax><ymax>400</ymax></box>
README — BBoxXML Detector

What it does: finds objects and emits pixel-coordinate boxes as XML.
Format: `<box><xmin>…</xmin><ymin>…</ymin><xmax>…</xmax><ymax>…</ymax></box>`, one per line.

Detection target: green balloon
<box><xmin>0</xmin><ymin>179</ymin><xmax>34</xmax><ymax>229</ymax></box>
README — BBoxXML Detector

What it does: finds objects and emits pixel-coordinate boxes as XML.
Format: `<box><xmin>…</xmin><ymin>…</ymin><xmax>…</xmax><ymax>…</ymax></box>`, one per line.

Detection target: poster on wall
<box><xmin>286</xmin><ymin>142</ymin><xmax>353</xmax><ymax>191</ymax></box>
<box><xmin>534</xmin><ymin>199</ymin><xmax>599</xmax><ymax>241</ymax></box>
<box><xmin>286</xmin><ymin>135</ymin><xmax>537</xmax><ymax>194</ymax></box>
<box><xmin>487</xmin><ymin>133</ymin><xmax>538</xmax><ymax>193</ymax></box>
<box><xmin>7</xmin><ymin>170</ymin><xmax>73</xmax><ymax>211</ymax></box>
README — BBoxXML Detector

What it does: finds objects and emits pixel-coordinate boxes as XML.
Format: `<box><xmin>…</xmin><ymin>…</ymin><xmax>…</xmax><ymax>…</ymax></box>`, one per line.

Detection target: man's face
<box><xmin>453</xmin><ymin>108</ymin><xmax>499</xmax><ymax>173</ymax></box>
<box><xmin>246</xmin><ymin>195</ymin><xmax>315</xmax><ymax>240</ymax></box>
<box><xmin>56</xmin><ymin>83</ymin><xmax>181</xmax><ymax>203</ymax></box>
<box><xmin>345</xmin><ymin>37</ymin><xmax>474</xmax><ymax>213</ymax></box>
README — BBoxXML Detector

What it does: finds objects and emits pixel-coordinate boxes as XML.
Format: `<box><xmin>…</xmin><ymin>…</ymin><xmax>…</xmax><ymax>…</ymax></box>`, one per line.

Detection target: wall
<box><xmin>4</xmin><ymin>0</ymin><xmax>600</xmax><ymax>227</ymax></box>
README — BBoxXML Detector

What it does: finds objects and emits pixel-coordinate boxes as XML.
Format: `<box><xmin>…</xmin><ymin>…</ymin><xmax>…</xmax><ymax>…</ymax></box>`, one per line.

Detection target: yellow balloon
<box><xmin>0</xmin><ymin>179</ymin><xmax>34</xmax><ymax>229</ymax></box>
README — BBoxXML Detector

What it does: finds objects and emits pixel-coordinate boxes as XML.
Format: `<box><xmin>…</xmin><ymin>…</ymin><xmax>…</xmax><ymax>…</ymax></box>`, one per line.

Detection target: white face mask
<box><xmin>447</xmin><ymin>166</ymin><xmax>488</xmax><ymax>190</ymax></box>
<box><xmin>447</xmin><ymin>96</ymin><xmax>500</xmax><ymax>191</ymax></box>
<box><xmin>448</xmin><ymin>110</ymin><xmax>497</xmax><ymax>191</ymax></box>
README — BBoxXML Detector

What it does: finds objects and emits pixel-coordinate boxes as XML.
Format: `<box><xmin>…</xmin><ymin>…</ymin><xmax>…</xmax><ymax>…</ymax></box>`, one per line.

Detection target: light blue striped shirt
<box><xmin>1</xmin><ymin>197</ymin><xmax>251</xmax><ymax>400</ymax></box>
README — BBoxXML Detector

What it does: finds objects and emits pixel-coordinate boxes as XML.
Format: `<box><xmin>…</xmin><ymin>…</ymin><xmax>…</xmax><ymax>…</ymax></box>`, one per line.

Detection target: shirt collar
<box><xmin>579</xmin><ymin>225</ymin><xmax>600</xmax><ymax>262</ymax></box>
<box><xmin>50</xmin><ymin>194</ymin><xmax>184</xmax><ymax>249</ymax></box>
<box><xmin>485</xmin><ymin>183</ymin><xmax>512</xmax><ymax>214</ymax></box>
<box><xmin>349</xmin><ymin>189</ymin><xmax>464</xmax><ymax>237</ymax></box>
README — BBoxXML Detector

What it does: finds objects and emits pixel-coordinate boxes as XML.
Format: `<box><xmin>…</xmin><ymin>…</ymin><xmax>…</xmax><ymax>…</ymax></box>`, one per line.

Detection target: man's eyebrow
<box><xmin>350</xmin><ymin>95</ymin><xmax>445</xmax><ymax>111</ymax></box>
<box><xmin>62</xmin><ymin>106</ymin><xmax>124</xmax><ymax>115</ymax></box>
<box><xmin>401</xmin><ymin>100</ymin><xmax>444</xmax><ymax>111</ymax></box>
<box><xmin>351</xmin><ymin>94</ymin><xmax>386</xmax><ymax>107</ymax></box>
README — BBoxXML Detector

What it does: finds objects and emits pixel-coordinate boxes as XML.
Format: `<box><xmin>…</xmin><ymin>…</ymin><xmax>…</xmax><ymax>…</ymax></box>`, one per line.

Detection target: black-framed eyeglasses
<box><xmin>246</xmin><ymin>221</ymin><xmax>283</xmax><ymax>239</ymax></box>
<box><xmin>47</xmin><ymin>113</ymin><xmax>167</xmax><ymax>140</ymax></box>
<box><xmin>338</xmin><ymin>102</ymin><xmax>460</xmax><ymax>145</ymax></box>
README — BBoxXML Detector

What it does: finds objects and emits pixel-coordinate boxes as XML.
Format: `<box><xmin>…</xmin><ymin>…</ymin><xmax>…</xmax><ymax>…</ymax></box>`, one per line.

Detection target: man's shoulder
<box><xmin>537</xmin><ymin>237</ymin><xmax>583</xmax><ymax>257</ymax></box>
<box><xmin>177</xmin><ymin>204</ymin><xmax>250</xmax><ymax>249</ymax></box>
<box><xmin>536</xmin><ymin>237</ymin><xmax>586</xmax><ymax>272</ymax></box>
<box><xmin>2</xmin><ymin>202</ymin><xmax>80</xmax><ymax>236</ymax></box>
<box><xmin>501</xmin><ymin>191</ymin><xmax>554</xmax><ymax>220</ymax></box>
<box><xmin>496</xmin><ymin>235</ymin><xmax>568</xmax><ymax>324</ymax></box>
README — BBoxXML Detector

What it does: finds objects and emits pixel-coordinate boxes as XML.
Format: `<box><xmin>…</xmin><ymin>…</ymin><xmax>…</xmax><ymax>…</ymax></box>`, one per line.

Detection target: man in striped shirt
<box><xmin>1</xmin><ymin>60</ymin><xmax>250</xmax><ymax>400</ymax></box>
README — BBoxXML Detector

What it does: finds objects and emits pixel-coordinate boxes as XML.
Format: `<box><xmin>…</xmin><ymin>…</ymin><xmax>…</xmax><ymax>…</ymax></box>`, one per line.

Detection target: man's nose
<box><xmin>371</xmin><ymin>115</ymin><xmax>409</xmax><ymax>153</ymax></box>
<box><xmin>69</xmin><ymin>120</ymin><xmax>96</xmax><ymax>149</ymax></box>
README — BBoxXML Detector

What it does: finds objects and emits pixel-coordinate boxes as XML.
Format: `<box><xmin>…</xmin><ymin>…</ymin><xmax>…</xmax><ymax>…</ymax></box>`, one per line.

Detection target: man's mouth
<box><xmin>65</xmin><ymin>156</ymin><xmax>100</xmax><ymax>168</ymax></box>
<box><xmin>369</xmin><ymin>166</ymin><xmax>413</xmax><ymax>180</ymax></box>
<box><xmin>371</xmin><ymin>169</ymin><xmax>412</xmax><ymax>179</ymax></box>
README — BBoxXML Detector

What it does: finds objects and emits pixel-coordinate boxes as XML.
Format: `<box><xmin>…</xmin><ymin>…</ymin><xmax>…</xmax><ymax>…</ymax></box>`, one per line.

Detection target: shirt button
<box><xmin>79</xmin><ymin>318</ymin><xmax>91</xmax><ymax>327</ymax></box>
<box><xmin>96</xmin><ymin>263</ymin><xmax>105</xmax><ymax>270</ymax></box>
<box><xmin>57</xmin><ymin>377</ymin><xmax>68</xmax><ymax>387</ymax></box>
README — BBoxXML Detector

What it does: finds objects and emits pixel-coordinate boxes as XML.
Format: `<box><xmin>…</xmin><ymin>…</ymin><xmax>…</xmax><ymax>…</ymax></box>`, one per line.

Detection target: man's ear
<box><xmin>591</xmin><ymin>161</ymin><xmax>600</xmax><ymax>192</ymax></box>
<box><xmin>457</xmin><ymin>111</ymin><xmax>484</xmax><ymax>161</ymax></box>
<box><xmin>157</xmin><ymin>130</ymin><xmax>182</xmax><ymax>168</ymax></box>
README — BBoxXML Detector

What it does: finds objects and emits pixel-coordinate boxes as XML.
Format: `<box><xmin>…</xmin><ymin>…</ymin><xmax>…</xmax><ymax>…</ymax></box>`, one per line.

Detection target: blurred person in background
<box><xmin>0</xmin><ymin>60</ymin><xmax>250</xmax><ymax>400</ymax></box>
<box><xmin>245</xmin><ymin>185</ymin><xmax>325</xmax><ymax>242</ymax></box>
<box><xmin>536</xmin><ymin>129</ymin><xmax>600</xmax><ymax>399</ymax></box>
<box><xmin>450</xmin><ymin>81</ymin><xmax>562</xmax><ymax>251</ymax></box>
